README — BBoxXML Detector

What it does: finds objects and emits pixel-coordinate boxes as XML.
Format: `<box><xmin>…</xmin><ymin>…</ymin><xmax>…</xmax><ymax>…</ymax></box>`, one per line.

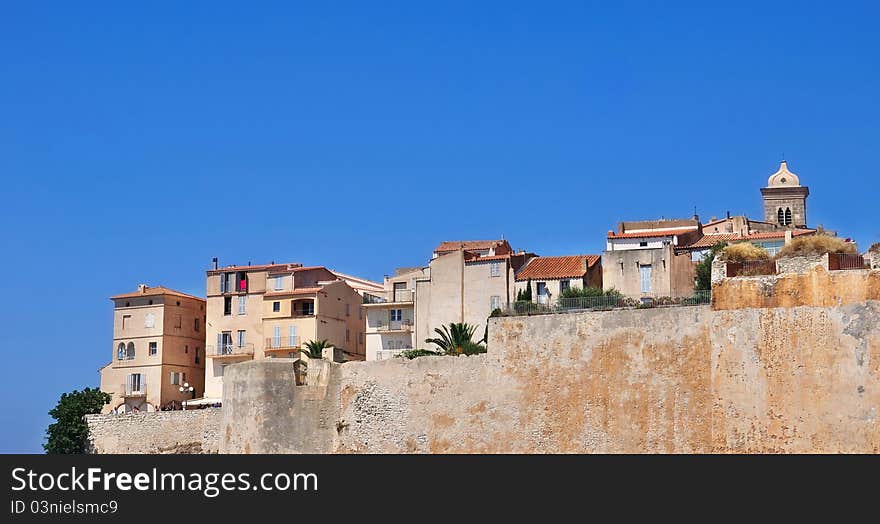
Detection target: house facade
<box><xmin>100</xmin><ymin>285</ymin><xmax>206</xmax><ymax>414</ymax></box>
<box><xmin>514</xmin><ymin>255</ymin><xmax>602</xmax><ymax>304</ymax></box>
<box><xmin>203</xmin><ymin>263</ymin><xmax>370</xmax><ymax>402</ymax></box>
<box><xmin>602</xmin><ymin>219</ymin><xmax>702</xmax><ymax>298</ymax></box>
<box><xmin>414</xmin><ymin>240</ymin><xmax>534</xmax><ymax>348</ymax></box>
<box><xmin>363</xmin><ymin>267</ymin><xmax>423</xmax><ymax>360</ymax></box>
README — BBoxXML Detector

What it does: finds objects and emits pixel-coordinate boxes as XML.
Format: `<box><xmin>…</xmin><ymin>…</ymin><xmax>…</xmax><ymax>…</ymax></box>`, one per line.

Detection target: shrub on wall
<box><xmin>776</xmin><ymin>235</ymin><xmax>857</xmax><ymax>258</ymax></box>
<box><xmin>695</xmin><ymin>242</ymin><xmax>727</xmax><ymax>291</ymax></box>
<box><xmin>724</xmin><ymin>242</ymin><xmax>770</xmax><ymax>262</ymax></box>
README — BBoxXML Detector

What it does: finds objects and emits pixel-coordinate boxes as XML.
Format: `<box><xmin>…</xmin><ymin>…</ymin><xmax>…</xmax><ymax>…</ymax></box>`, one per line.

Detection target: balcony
<box><xmin>363</xmin><ymin>290</ymin><xmax>414</xmax><ymax>305</ymax></box>
<box><xmin>121</xmin><ymin>382</ymin><xmax>147</xmax><ymax>397</ymax></box>
<box><xmin>207</xmin><ymin>343</ymin><xmax>255</xmax><ymax>359</ymax></box>
<box><xmin>375</xmin><ymin>319</ymin><xmax>413</xmax><ymax>332</ymax></box>
<box><xmin>265</xmin><ymin>336</ymin><xmax>301</xmax><ymax>353</ymax></box>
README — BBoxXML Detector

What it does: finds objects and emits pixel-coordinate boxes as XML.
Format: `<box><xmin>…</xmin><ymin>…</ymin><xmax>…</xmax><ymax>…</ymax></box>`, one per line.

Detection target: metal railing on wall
<box><xmin>498</xmin><ymin>291</ymin><xmax>711</xmax><ymax>316</ymax></box>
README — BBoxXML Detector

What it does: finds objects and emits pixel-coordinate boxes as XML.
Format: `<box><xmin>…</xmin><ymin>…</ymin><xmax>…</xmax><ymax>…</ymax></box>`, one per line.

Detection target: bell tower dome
<box><xmin>761</xmin><ymin>160</ymin><xmax>809</xmax><ymax>227</ymax></box>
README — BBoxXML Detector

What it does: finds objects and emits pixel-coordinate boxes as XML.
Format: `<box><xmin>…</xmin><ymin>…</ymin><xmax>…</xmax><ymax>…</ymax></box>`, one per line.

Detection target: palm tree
<box><xmin>425</xmin><ymin>323</ymin><xmax>487</xmax><ymax>356</ymax></box>
<box><xmin>302</xmin><ymin>339</ymin><xmax>330</xmax><ymax>359</ymax></box>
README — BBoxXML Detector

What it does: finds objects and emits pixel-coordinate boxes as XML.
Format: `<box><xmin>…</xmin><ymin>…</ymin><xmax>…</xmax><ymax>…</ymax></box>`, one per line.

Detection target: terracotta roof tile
<box><xmin>684</xmin><ymin>229</ymin><xmax>816</xmax><ymax>249</ymax></box>
<box><xmin>434</xmin><ymin>240</ymin><xmax>506</xmax><ymax>253</ymax></box>
<box><xmin>111</xmin><ymin>286</ymin><xmax>204</xmax><ymax>301</ymax></box>
<box><xmin>515</xmin><ymin>255</ymin><xmax>600</xmax><ymax>281</ymax></box>
<box><xmin>607</xmin><ymin>227</ymin><xmax>698</xmax><ymax>239</ymax></box>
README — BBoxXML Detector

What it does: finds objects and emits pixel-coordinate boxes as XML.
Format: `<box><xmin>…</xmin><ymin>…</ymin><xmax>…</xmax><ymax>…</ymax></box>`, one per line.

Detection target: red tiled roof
<box><xmin>434</xmin><ymin>240</ymin><xmax>506</xmax><ymax>253</ymax></box>
<box><xmin>607</xmin><ymin>227</ymin><xmax>698</xmax><ymax>239</ymax></box>
<box><xmin>111</xmin><ymin>286</ymin><xmax>204</xmax><ymax>301</ymax></box>
<box><xmin>684</xmin><ymin>229</ymin><xmax>816</xmax><ymax>249</ymax></box>
<box><xmin>464</xmin><ymin>253</ymin><xmax>511</xmax><ymax>262</ymax></box>
<box><xmin>515</xmin><ymin>255</ymin><xmax>600</xmax><ymax>281</ymax></box>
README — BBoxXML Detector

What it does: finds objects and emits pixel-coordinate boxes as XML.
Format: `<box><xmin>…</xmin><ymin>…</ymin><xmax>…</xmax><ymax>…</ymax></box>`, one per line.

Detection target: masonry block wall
<box><xmin>86</xmin><ymin>408</ymin><xmax>221</xmax><ymax>454</ymax></box>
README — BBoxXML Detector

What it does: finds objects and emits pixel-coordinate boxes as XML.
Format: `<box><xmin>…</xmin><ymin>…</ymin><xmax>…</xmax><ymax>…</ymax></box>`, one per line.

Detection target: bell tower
<box><xmin>761</xmin><ymin>161</ymin><xmax>809</xmax><ymax>227</ymax></box>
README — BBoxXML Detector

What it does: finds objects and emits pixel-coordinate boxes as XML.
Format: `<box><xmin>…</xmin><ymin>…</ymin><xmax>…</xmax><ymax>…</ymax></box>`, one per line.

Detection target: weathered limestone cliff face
<box><xmin>217</xmin><ymin>270</ymin><xmax>880</xmax><ymax>453</ymax></box>
<box><xmin>90</xmin><ymin>268</ymin><xmax>880</xmax><ymax>454</ymax></box>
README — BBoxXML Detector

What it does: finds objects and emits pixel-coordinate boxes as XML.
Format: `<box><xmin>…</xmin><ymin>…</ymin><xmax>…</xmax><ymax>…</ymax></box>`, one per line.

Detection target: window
<box><xmin>639</xmin><ymin>241</ymin><xmax>648</xmax><ymax>247</ymax></box>
<box><xmin>194</xmin><ymin>318</ymin><xmax>200</xmax><ymax>331</ymax></box>
<box><xmin>345</xmin><ymin>303</ymin><xmax>350</xmax><ymax>317</ymax></box>
<box><xmin>777</xmin><ymin>208</ymin><xmax>785</xmax><ymax>225</ymax></box>
<box><xmin>219</xmin><ymin>332</ymin><xmax>232</xmax><ymax>354</ymax></box>
<box><xmin>536</xmin><ymin>282</ymin><xmax>548</xmax><ymax>296</ymax></box>
<box><xmin>346</xmin><ymin>328</ymin><xmax>350</xmax><ymax>342</ymax></box>
<box><xmin>185</xmin><ymin>344</ymin><xmax>188</xmax><ymax>354</ymax></box>
<box><xmin>358</xmin><ymin>332</ymin><xmax>363</xmax><ymax>344</ymax></box>
<box><xmin>274</xmin><ymin>276</ymin><xmax>283</xmax><ymax>290</ymax></box>
<box><xmin>785</xmin><ymin>207</ymin><xmax>792</xmax><ymax>225</ymax></box>
<box><xmin>221</xmin><ymin>272</ymin><xmax>233</xmax><ymax>293</ymax></box>
<box><xmin>490</xmin><ymin>262</ymin><xmax>501</xmax><ymax>277</ymax></box>
<box><xmin>144</xmin><ymin>312</ymin><xmax>155</xmax><ymax>328</ymax></box>
<box><xmin>224</xmin><ymin>296</ymin><xmax>232</xmax><ymax>315</ymax></box>
<box><xmin>174</xmin><ymin>315</ymin><xmax>181</xmax><ymax>328</ymax></box>
<box><xmin>301</xmin><ymin>302</ymin><xmax>314</xmax><ymax>316</ymax></box>
<box><xmin>237</xmin><ymin>330</ymin><xmax>246</xmax><ymax>348</ymax></box>
<box><xmin>117</xmin><ymin>343</ymin><xmax>126</xmax><ymax>360</ymax></box>
<box><xmin>490</xmin><ymin>295</ymin><xmax>501</xmax><ymax>310</ymax></box>
<box><xmin>126</xmin><ymin>342</ymin><xmax>135</xmax><ymax>360</ymax></box>
<box><xmin>289</xmin><ymin>325</ymin><xmax>297</xmax><ymax>347</ymax></box>
<box><xmin>238</xmin><ymin>295</ymin><xmax>246</xmax><ymax>315</ymax></box>
<box><xmin>272</xmin><ymin>301</ymin><xmax>281</xmax><ymax>312</ymax></box>
<box><xmin>640</xmin><ymin>264</ymin><xmax>653</xmax><ymax>293</ymax></box>
<box><xmin>122</xmin><ymin>315</ymin><xmax>131</xmax><ymax>330</ymax></box>
<box><xmin>127</xmin><ymin>373</ymin><xmax>143</xmax><ymax>393</ymax></box>
<box><xmin>171</xmin><ymin>372</ymin><xmax>181</xmax><ymax>386</ymax></box>
<box><xmin>273</xmin><ymin>326</ymin><xmax>281</xmax><ymax>348</ymax></box>
<box><xmin>391</xmin><ymin>309</ymin><xmax>402</xmax><ymax>321</ymax></box>
<box><xmin>560</xmin><ymin>280</ymin><xmax>571</xmax><ymax>293</ymax></box>
<box><xmin>194</xmin><ymin>348</ymin><xmax>200</xmax><ymax>364</ymax></box>
<box><xmin>237</xmin><ymin>271</ymin><xmax>248</xmax><ymax>292</ymax></box>
<box><xmin>149</xmin><ymin>342</ymin><xmax>157</xmax><ymax>356</ymax></box>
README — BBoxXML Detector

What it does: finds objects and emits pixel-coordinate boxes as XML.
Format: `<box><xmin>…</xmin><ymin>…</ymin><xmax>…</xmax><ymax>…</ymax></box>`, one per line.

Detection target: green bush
<box><xmin>695</xmin><ymin>242</ymin><xmax>727</xmax><ymax>291</ymax></box>
<box><xmin>397</xmin><ymin>349</ymin><xmax>441</xmax><ymax>360</ymax></box>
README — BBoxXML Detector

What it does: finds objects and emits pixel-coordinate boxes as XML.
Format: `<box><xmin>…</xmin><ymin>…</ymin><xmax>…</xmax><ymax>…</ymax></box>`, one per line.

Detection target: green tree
<box><xmin>695</xmin><ymin>242</ymin><xmax>727</xmax><ymax>291</ymax></box>
<box><xmin>44</xmin><ymin>387</ymin><xmax>110</xmax><ymax>454</ymax></box>
<box><xmin>425</xmin><ymin>322</ymin><xmax>487</xmax><ymax>356</ymax></box>
<box><xmin>302</xmin><ymin>339</ymin><xmax>330</xmax><ymax>359</ymax></box>
<box><xmin>518</xmin><ymin>279</ymin><xmax>532</xmax><ymax>302</ymax></box>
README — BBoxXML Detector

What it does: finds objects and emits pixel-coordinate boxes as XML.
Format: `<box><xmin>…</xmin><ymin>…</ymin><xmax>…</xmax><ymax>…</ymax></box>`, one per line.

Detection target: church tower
<box><xmin>761</xmin><ymin>161</ymin><xmax>809</xmax><ymax>227</ymax></box>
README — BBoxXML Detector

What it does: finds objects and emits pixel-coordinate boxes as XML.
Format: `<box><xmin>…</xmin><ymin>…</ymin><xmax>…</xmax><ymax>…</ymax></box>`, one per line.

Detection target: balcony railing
<box><xmin>265</xmin><ymin>336</ymin><xmax>301</xmax><ymax>350</ymax></box>
<box><xmin>207</xmin><ymin>343</ymin><xmax>255</xmax><ymax>357</ymax></box>
<box><xmin>828</xmin><ymin>253</ymin><xmax>868</xmax><ymax>270</ymax></box>
<box><xmin>375</xmin><ymin>319</ymin><xmax>413</xmax><ymax>332</ymax></box>
<box><xmin>363</xmin><ymin>290</ymin><xmax>414</xmax><ymax>304</ymax></box>
<box><xmin>376</xmin><ymin>349</ymin><xmax>410</xmax><ymax>360</ymax></box>
<box><xmin>121</xmin><ymin>382</ymin><xmax>147</xmax><ymax>397</ymax></box>
<box><xmin>499</xmin><ymin>291</ymin><xmax>712</xmax><ymax>317</ymax></box>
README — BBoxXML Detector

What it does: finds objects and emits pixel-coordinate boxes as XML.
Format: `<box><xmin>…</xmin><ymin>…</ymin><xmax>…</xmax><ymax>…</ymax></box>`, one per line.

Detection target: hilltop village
<box><xmin>98</xmin><ymin>161</ymin><xmax>873</xmax><ymax>413</ymax></box>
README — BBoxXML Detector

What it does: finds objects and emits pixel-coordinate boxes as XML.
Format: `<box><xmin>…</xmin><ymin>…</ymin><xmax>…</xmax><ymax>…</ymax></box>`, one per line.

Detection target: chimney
<box><xmin>137</xmin><ymin>284</ymin><xmax>148</xmax><ymax>293</ymax></box>
<box><xmin>212</xmin><ymin>257</ymin><xmax>218</xmax><ymax>270</ymax></box>
<box><xmin>727</xmin><ymin>210</ymin><xmax>731</xmax><ymax>219</ymax></box>
<box><xmin>784</xmin><ymin>230</ymin><xmax>793</xmax><ymax>244</ymax></box>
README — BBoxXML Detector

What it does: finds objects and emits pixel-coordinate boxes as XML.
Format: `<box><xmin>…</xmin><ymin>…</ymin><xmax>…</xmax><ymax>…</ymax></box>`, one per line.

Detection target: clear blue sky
<box><xmin>1</xmin><ymin>2</ymin><xmax>878</xmax><ymax>452</ymax></box>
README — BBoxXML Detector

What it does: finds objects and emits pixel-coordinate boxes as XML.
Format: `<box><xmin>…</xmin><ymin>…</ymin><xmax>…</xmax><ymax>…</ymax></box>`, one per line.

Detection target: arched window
<box><xmin>785</xmin><ymin>208</ymin><xmax>792</xmax><ymax>225</ymax></box>
<box><xmin>777</xmin><ymin>208</ymin><xmax>785</xmax><ymax>225</ymax></box>
<box><xmin>117</xmin><ymin>343</ymin><xmax>126</xmax><ymax>360</ymax></box>
<box><xmin>126</xmin><ymin>342</ymin><xmax>135</xmax><ymax>359</ymax></box>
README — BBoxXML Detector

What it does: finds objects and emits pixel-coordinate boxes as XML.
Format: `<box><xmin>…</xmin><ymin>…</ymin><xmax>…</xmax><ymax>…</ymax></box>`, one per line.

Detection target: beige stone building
<box><xmin>761</xmin><ymin>160</ymin><xmax>809</xmax><ymax>227</ymax></box>
<box><xmin>363</xmin><ymin>267</ymin><xmax>424</xmax><ymax>360</ymax></box>
<box><xmin>514</xmin><ymin>255</ymin><xmax>602</xmax><ymax>304</ymax></box>
<box><xmin>202</xmin><ymin>263</ymin><xmax>372</xmax><ymax>402</ymax></box>
<box><xmin>414</xmin><ymin>240</ymin><xmax>534</xmax><ymax>348</ymax></box>
<box><xmin>602</xmin><ymin>219</ymin><xmax>702</xmax><ymax>298</ymax></box>
<box><xmin>100</xmin><ymin>285</ymin><xmax>207</xmax><ymax>414</ymax></box>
